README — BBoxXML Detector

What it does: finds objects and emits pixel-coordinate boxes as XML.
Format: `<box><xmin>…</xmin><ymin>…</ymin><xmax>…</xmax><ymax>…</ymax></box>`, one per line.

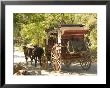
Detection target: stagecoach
<box><xmin>44</xmin><ymin>24</ymin><xmax>91</xmax><ymax>71</ymax></box>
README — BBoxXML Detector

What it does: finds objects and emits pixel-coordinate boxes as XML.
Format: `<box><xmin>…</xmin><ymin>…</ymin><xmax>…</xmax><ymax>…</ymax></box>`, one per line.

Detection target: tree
<box><xmin>13</xmin><ymin>13</ymin><xmax>97</xmax><ymax>54</ymax></box>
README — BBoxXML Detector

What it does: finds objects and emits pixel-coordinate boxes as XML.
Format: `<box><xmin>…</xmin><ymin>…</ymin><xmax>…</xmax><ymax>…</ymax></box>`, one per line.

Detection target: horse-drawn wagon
<box><xmin>45</xmin><ymin>24</ymin><xmax>92</xmax><ymax>71</ymax></box>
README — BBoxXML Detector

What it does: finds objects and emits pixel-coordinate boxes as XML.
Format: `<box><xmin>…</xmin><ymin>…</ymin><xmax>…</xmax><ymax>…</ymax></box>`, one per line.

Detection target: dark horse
<box><xmin>32</xmin><ymin>45</ymin><xmax>44</xmax><ymax>67</ymax></box>
<box><xmin>23</xmin><ymin>45</ymin><xmax>34</xmax><ymax>65</ymax></box>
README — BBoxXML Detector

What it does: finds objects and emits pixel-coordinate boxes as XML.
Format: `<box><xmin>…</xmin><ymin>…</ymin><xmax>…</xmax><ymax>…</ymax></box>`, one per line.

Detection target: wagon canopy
<box><xmin>60</xmin><ymin>24</ymin><xmax>89</xmax><ymax>39</ymax></box>
<box><xmin>59</xmin><ymin>24</ymin><xmax>89</xmax><ymax>52</ymax></box>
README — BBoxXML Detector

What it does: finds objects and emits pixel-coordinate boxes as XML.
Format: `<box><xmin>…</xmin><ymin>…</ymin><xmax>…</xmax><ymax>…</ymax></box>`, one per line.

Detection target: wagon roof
<box><xmin>60</xmin><ymin>24</ymin><xmax>85</xmax><ymax>27</ymax></box>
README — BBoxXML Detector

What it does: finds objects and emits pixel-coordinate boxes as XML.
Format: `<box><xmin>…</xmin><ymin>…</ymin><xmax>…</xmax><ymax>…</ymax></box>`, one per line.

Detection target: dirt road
<box><xmin>14</xmin><ymin>51</ymin><xmax>97</xmax><ymax>76</ymax></box>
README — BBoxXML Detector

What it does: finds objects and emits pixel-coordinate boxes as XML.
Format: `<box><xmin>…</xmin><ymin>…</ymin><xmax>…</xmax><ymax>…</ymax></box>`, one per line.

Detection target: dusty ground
<box><xmin>14</xmin><ymin>50</ymin><xmax>97</xmax><ymax>76</ymax></box>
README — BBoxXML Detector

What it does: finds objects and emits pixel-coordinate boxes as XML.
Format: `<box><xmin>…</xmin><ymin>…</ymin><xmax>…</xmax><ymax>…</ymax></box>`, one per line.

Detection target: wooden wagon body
<box><xmin>45</xmin><ymin>24</ymin><xmax>91</xmax><ymax>71</ymax></box>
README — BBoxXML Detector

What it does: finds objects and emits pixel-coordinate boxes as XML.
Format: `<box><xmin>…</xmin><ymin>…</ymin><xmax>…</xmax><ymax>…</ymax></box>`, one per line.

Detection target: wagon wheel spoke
<box><xmin>51</xmin><ymin>54</ymin><xmax>55</xmax><ymax>59</ymax></box>
<box><xmin>51</xmin><ymin>44</ymin><xmax>61</xmax><ymax>71</ymax></box>
<box><xmin>80</xmin><ymin>57</ymin><xmax>91</xmax><ymax>70</ymax></box>
<box><xmin>51</xmin><ymin>51</ymin><xmax>56</xmax><ymax>58</ymax></box>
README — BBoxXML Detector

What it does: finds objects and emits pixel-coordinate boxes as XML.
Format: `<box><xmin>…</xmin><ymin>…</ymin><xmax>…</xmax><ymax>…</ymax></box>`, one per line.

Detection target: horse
<box><xmin>32</xmin><ymin>45</ymin><xmax>44</xmax><ymax>67</ymax></box>
<box><xmin>23</xmin><ymin>45</ymin><xmax>34</xmax><ymax>65</ymax></box>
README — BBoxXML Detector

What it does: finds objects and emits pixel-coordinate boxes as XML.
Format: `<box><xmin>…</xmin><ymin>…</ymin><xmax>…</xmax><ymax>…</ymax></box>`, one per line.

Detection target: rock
<box><xmin>13</xmin><ymin>63</ymin><xmax>26</xmax><ymax>74</ymax></box>
<box><xmin>14</xmin><ymin>70</ymin><xmax>25</xmax><ymax>75</ymax></box>
<box><xmin>37</xmin><ymin>70</ymin><xmax>42</xmax><ymax>75</ymax></box>
<box><xmin>21</xmin><ymin>70</ymin><xmax>36</xmax><ymax>75</ymax></box>
<box><xmin>41</xmin><ymin>70</ymin><xmax>49</xmax><ymax>75</ymax></box>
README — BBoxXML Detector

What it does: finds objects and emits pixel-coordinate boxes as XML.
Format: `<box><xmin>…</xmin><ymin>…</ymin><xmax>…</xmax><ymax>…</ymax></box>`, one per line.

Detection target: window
<box><xmin>67</xmin><ymin>38</ymin><xmax>87</xmax><ymax>53</ymax></box>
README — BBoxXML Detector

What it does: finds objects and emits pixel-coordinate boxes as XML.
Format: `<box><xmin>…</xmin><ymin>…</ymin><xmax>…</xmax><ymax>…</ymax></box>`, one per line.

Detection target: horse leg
<box><xmin>31</xmin><ymin>58</ymin><xmax>33</xmax><ymax>65</ymax></box>
<box><xmin>35</xmin><ymin>57</ymin><xmax>37</xmax><ymax>67</ymax></box>
<box><xmin>25</xmin><ymin>57</ymin><xmax>28</xmax><ymax>64</ymax></box>
<box><xmin>30</xmin><ymin>56</ymin><xmax>33</xmax><ymax>65</ymax></box>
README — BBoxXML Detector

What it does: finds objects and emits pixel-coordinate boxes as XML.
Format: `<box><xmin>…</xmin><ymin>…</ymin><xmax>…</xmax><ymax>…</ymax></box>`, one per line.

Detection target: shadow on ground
<box><xmin>14</xmin><ymin>61</ymin><xmax>97</xmax><ymax>76</ymax></box>
<box><xmin>61</xmin><ymin>63</ymin><xmax>97</xmax><ymax>75</ymax></box>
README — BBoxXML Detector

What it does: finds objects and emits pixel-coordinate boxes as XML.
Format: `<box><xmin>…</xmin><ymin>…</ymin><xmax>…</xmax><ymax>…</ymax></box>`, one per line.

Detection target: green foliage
<box><xmin>13</xmin><ymin>13</ymin><xmax>97</xmax><ymax>59</ymax></box>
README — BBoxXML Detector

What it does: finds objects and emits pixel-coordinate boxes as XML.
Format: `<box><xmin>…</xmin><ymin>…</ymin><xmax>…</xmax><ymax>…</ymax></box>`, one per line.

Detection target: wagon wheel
<box><xmin>51</xmin><ymin>43</ymin><xmax>61</xmax><ymax>71</ymax></box>
<box><xmin>79</xmin><ymin>55</ymin><xmax>91</xmax><ymax>70</ymax></box>
<box><xmin>41</xmin><ymin>54</ymin><xmax>48</xmax><ymax>70</ymax></box>
<box><xmin>63</xmin><ymin>60</ymin><xmax>71</xmax><ymax>67</ymax></box>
